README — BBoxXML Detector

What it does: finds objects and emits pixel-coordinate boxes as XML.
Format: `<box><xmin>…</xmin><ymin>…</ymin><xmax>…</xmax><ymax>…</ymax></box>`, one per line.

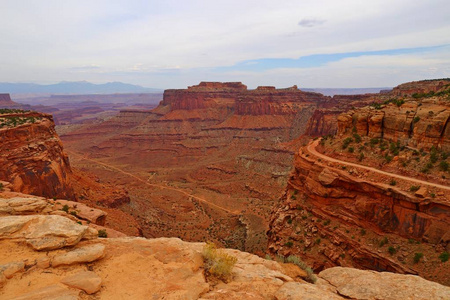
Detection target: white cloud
<box><xmin>0</xmin><ymin>0</ymin><xmax>449</xmax><ymax>87</ymax></box>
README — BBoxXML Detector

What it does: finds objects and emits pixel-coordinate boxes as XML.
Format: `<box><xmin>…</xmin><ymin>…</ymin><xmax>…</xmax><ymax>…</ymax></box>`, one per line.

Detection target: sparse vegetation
<box><xmin>439</xmin><ymin>161</ymin><xmax>449</xmax><ymax>172</ymax></box>
<box><xmin>61</xmin><ymin>205</ymin><xmax>69</xmax><ymax>213</ymax></box>
<box><xmin>379</xmin><ymin>237</ymin><xmax>388</xmax><ymax>247</ymax></box>
<box><xmin>284</xmin><ymin>255</ymin><xmax>317</xmax><ymax>283</ymax></box>
<box><xmin>388</xmin><ymin>246</ymin><xmax>396</xmax><ymax>255</ymax></box>
<box><xmin>98</xmin><ymin>229</ymin><xmax>108</xmax><ymax>238</ymax></box>
<box><xmin>203</xmin><ymin>242</ymin><xmax>237</xmax><ymax>282</ymax></box>
<box><xmin>0</xmin><ymin>183</ymin><xmax>3</xmax><ymax>191</ymax></box>
<box><xmin>439</xmin><ymin>252</ymin><xmax>449</xmax><ymax>263</ymax></box>
<box><xmin>413</xmin><ymin>252</ymin><xmax>423</xmax><ymax>263</ymax></box>
<box><xmin>389</xmin><ymin>179</ymin><xmax>397</xmax><ymax>186</ymax></box>
<box><xmin>410</xmin><ymin>185</ymin><xmax>420</xmax><ymax>192</ymax></box>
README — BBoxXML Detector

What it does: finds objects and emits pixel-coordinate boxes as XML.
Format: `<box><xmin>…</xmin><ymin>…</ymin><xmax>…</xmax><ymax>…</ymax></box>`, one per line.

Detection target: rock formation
<box><xmin>0</xmin><ymin>110</ymin><xmax>74</xmax><ymax>199</ymax></box>
<box><xmin>1</xmin><ymin>185</ymin><xmax>448</xmax><ymax>299</ymax></box>
<box><xmin>338</xmin><ymin>80</ymin><xmax>450</xmax><ymax>151</ymax></box>
<box><xmin>268</xmin><ymin>137</ymin><xmax>450</xmax><ymax>285</ymax></box>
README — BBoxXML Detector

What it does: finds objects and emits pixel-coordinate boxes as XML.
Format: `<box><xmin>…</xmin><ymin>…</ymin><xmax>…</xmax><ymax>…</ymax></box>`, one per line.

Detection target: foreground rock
<box><xmin>320</xmin><ymin>267</ymin><xmax>450</xmax><ymax>300</ymax></box>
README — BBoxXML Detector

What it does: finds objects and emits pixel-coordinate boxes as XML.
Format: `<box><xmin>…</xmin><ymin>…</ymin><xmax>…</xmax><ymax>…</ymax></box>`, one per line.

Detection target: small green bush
<box><xmin>388</xmin><ymin>246</ymin><xmax>396</xmax><ymax>255</ymax></box>
<box><xmin>285</xmin><ymin>241</ymin><xmax>294</xmax><ymax>247</ymax></box>
<box><xmin>98</xmin><ymin>229</ymin><xmax>108</xmax><ymax>238</ymax></box>
<box><xmin>410</xmin><ymin>185</ymin><xmax>420</xmax><ymax>192</ymax></box>
<box><xmin>438</xmin><ymin>252</ymin><xmax>449</xmax><ymax>262</ymax></box>
<box><xmin>379</xmin><ymin>237</ymin><xmax>388</xmax><ymax>247</ymax></box>
<box><xmin>285</xmin><ymin>255</ymin><xmax>317</xmax><ymax>283</ymax></box>
<box><xmin>439</xmin><ymin>161</ymin><xmax>449</xmax><ymax>172</ymax></box>
<box><xmin>413</xmin><ymin>116</ymin><xmax>420</xmax><ymax>123</ymax></box>
<box><xmin>413</xmin><ymin>252</ymin><xmax>423</xmax><ymax>263</ymax></box>
<box><xmin>353</xmin><ymin>133</ymin><xmax>362</xmax><ymax>143</ymax></box>
<box><xmin>389</xmin><ymin>179</ymin><xmax>397</xmax><ymax>186</ymax></box>
<box><xmin>360</xmin><ymin>229</ymin><xmax>366</xmax><ymax>236</ymax></box>
<box><xmin>62</xmin><ymin>205</ymin><xmax>69</xmax><ymax>213</ymax></box>
<box><xmin>348</xmin><ymin>147</ymin><xmax>354</xmax><ymax>153</ymax></box>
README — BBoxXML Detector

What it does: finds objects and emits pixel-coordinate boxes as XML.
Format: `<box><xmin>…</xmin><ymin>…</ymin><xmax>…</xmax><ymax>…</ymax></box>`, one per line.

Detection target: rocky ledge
<box><xmin>0</xmin><ymin>188</ymin><xmax>449</xmax><ymax>299</ymax></box>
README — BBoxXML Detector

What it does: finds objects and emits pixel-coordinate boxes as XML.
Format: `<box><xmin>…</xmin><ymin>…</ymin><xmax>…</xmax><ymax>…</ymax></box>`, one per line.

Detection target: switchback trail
<box><xmin>67</xmin><ymin>150</ymin><xmax>239</xmax><ymax>215</ymax></box>
<box><xmin>307</xmin><ymin>139</ymin><xmax>450</xmax><ymax>191</ymax></box>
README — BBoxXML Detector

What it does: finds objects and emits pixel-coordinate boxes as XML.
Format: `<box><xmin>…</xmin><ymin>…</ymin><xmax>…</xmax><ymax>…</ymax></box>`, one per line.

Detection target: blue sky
<box><xmin>0</xmin><ymin>0</ymin><xmax>449</xmax><ymax>89</ymax></box>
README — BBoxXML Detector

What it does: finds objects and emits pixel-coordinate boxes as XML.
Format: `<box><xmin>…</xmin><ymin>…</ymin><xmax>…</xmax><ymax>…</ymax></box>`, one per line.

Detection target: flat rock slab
<box><xmin>13</xmin><ymin>284</ymin><xmax>79</xmax><ymax>300</ymax></box>
<box><xmin>56</xmin><ymin>199</ymin><xmax>107</xmax><ymax>225</ymax></box>
<box><xmin>319</xmin><ymin>267</ymin><xmax>450</xmax><ymax>300</ymax></box>
<box><xmin>61</xmin><ymin>271</ymin><xmax>102</xmax><ymax>294</ymax></box>
<box><xmin>0</xmin><ymin>215</ymin><xmax>97</xmax><ymax>250</ymax></box>
<box><xmin>274</xmin><ymin>281</ymin><xmax>344</xmax><ymax>300</ymax></box>
<box><xmin>52</xmin><ymin>243</ymin><xmax>105</xmax><ymax>267</ymax></box>
<box><xmin>0</xmin><ymin>196</ymin><xmax>48</xmax><ymax>215</ymax></box>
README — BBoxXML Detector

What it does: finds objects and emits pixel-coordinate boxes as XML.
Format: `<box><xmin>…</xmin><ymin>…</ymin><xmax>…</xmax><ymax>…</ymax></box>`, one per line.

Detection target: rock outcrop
<box><xmin>338</xmin><ymin>80</ymin><xmax>450</xmax><ymax>151</ymax></box>
<box><xmin>268</xmin><ymin>141</ymin><xmax>450</xmax><ymax>285</ymax></box>
<box><xmin>0</xmin><ymin>110</ymin><xmax>74</xmax><ymax>199</ymax></box>
<box><xmin>1</xmin><ymin>189</ymin><xmax>449</xmax><ymax>299</ymax></box>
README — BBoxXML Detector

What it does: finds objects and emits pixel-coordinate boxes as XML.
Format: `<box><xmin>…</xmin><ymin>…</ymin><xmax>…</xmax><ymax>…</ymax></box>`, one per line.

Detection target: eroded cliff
<box><xmin>0</xmin><ymin>109</ymin><xmax>74</xmax><ymax>199</ymax></box>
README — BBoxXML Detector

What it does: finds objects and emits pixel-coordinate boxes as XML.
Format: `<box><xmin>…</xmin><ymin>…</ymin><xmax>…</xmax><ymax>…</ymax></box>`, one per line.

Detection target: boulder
<box><xmin>319</xmin><ymin>267</ymin><xmax>450</xmax><ymax>300</ymax></box>
<box><xmin>61</xmin><ymin>271</ymin><xmax>102</xmax><ymax>294</ymax></box>
<box><xmin>52</xmin><ymin>243</ymin><xmax>105</xmax><ymax>267</ymax></box>
<box><xmin>0</xmin><ymin>196</ymin><xmax>48</xmax><ymax>215</ymax></box>
<box><xmin>0</xmin><ymin>261</ymin><xmax>25</xmax><ymax>278</ymax></box>
<box><xmin>0</xmin><ymin>215</ymin><xmax>97</xmax><ymax>250</ymax></box>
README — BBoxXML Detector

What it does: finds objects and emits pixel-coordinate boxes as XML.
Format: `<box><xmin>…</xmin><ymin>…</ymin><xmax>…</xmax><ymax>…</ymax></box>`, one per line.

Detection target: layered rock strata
<box><xmin>0</xmin><ymin>110</ymin><xmax>74</xmax><ymax>199</ymax></box>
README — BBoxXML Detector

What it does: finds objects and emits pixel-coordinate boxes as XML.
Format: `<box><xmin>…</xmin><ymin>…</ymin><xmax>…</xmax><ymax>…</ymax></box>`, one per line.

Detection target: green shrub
<box><xmin>98</xmin><ymin>229</ymin><xmax>108</xmax><ymax>238</ymax></box>
<box><xmin>410</xmin><ymin>185</ymin><xmax>420</xmax><ymax>192</ymax></box>
<box><xmin>389</xmin><ymin>179</ymin><xmax>397</xmax><ymax>186</ymax></box>
<box><xmin>62</xmin><ymin>205</ymin><xmax>69</xmax><ymax>213</ymax></box>
<box><xmin>358</xmin><ymin>153</ymin><xmax>365</xmax><ymax>161</ymax></box>
<box><xmin>315</xmin><ymin>238</ymin><xmax>321</xmax><ymax>245</ymax></box>
<box><xmin>379</xmin><ymin>237</ymin><xmax>388</xmax><ymax>247</ymax></box>
<box><xmin>413</xmin><ymin>252</ymin><xmax>423</xmax><ymax>263</ymax></box>
<box><xmin>342</xmin><ymin>137</ymin><xmax>354</xmax><ymax>149</ymax></box>
<box><xmin>438</xmin><ymin>252</ymin><xmax>449</xmax><ymax>262</ymax></box>
<box><xmin>353</xmin><ymin>133</ymin><xmax>362</xmax><ymax>143</ymax></box>
<box><xmin>360</xmin><ymin>229</ymin><xmax>366</xmax><ymax>236</ymax></box>
<box><xmin>413</xmin><ymin>116</ymin><xmax>420</xmax><ymax>123</ymax></box>
<box><xmin>439</xmin><ymin>161</ymin><xmax>449</xmax><ymax>172</ymax></box>
<box><xmin>348</xmin><ymin>147</ymin><xmax>354</xmax><ymax>153</ymax></box>
<box><xmin>70</xmin><ymin>211</ymin><xmax>77</xmax><ymax>216</ymax></box>
<box><xmin>203</xmin><ymin>242</ymin><xmax>237</xmax><ymax>282</ymax></box>
<box><xmin>385</xmin><ymin>155</ymin><xmax>393</xmax><ymax>163</ymax></box>
<box><xmin>285</xmin><ymin>241</ymin><xmax>294</xmax><ymax>247</ymax></box>
<box><xmin>388</xmin><ymin>246</ymin><xmax>396</xmax><ymax>255</ymax></box>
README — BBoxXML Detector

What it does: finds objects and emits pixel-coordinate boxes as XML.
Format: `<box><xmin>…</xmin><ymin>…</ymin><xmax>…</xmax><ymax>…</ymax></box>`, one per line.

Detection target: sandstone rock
<box><xmin>318</xmin><ymin>168</ymin><xmax>338</xmax><ymax>186</ymax></box>
<box><xmin>13</xmin><ymin>284</ymin><xmax>79</xmax><ymax>300</ymax></box>
<box><xmin>0</xmin><ymin>215</ymin><xmax>96</xmax><ymax>250</ymax></box>
<box><xmin>55</xmin><ymin>199</ymin><xmax>107</xmax><ymax>225</ymax></box>
<box><xmin>0</xmin><ymin>111</ymin><xmax>74</xmax><ymax>199</ymax></box>
<box><xmin>36</xmin><ymin>257</ymin><xmax>51</xmax><ymax>269</ymax></box>
<box><xmin>61</xmin><ymin>271</ymin><xmax>102</xmax><ymax>294</ymax></box>
<box><xmin>415</xmin><ymin>186</ymin><xmax>428</xmax><ymax>198</ymax></box>
<box><xmin>319</xmin><ymin>267</ymin><xmax>450</xmax><ymax>300</ymax></box>
<box><xmin>0</xmin><ymin>196</ymin><xmax>48</xmax><ymax>215</ymax></box>
<box><xmin>0</xmin><ymin>261</ymin><xmax>25</xmax><ymax>278</ymax></box>
<box><xmin>274</xmin><ymin>281</ymin><xmax>343</xmax><ymax>300</ymax></box>
<box><xmin>52</xmin><ymin>243</ymin><xmax>105</xmax><ymax>267</ymax></box>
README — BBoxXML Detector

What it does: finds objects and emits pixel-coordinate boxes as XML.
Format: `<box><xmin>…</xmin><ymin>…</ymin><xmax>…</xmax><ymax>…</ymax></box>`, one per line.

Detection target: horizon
<box><xmin>1</xmin><ymin>1</ymin><xmax>449</xmax><ymax>89</ymax></box>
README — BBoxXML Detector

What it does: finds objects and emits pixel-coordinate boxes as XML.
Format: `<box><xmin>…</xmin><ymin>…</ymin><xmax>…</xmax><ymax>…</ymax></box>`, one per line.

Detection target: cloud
<box><xmin>298</xmin><ymin>18</ymin><xmax>325</xmax><ymax>28</ymax></box>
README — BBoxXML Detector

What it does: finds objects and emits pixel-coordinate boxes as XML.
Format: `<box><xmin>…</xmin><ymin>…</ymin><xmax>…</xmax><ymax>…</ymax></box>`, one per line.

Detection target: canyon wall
<box><xmin>337</xmin><ymin>85</ymin><xmax>450</xmax><ymax>151</ymax></box>
<box><xmin>267</xmin><ymin>144</ymin><xmax>450</xmax><ymax>284</ymax></box>
<box><xmin>0</xmin><ymin>110</ymin><xmax>74</xmax><ymax>199</ymax></box>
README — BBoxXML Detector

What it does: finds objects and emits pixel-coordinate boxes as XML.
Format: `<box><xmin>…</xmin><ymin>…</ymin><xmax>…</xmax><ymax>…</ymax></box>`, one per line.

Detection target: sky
<box><xmin>0</xmin><ymin>0</ymin><xmax>449</xmax><ymax>89</ymax></box>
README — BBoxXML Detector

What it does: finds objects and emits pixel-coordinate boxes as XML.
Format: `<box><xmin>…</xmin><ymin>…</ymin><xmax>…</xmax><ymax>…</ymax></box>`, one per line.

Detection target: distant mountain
<box><xmin>0</xmin><ymin>81</ymin><xmax>163</xmax><ymax>94</ymax></box>
<box><xmin>302</xmin><ymin>87</ymin><xmax>392</xmax><ymax>96</ymax></box>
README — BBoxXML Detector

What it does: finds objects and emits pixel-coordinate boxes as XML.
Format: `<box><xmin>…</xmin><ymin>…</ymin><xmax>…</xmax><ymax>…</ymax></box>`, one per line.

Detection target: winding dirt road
<box><xmin>307</xmin><ymin>139</ymin><xmax>450</xmax><ymax>191</ymax></box>
<box><xmin>67</xmin><ymin>150</ymin><xmax>238</xmax><ymax>215</ymax></box>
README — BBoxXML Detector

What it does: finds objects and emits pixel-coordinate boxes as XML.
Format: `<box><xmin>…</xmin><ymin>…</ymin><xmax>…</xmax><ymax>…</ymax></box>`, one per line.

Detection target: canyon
<box><xmin>0</xmin><ymin>78</ymin><xmax>449</xmax><ymax>298</ymax></box>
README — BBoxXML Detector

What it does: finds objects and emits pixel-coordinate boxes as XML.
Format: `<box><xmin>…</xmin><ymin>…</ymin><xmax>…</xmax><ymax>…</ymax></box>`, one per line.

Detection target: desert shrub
<box><xmin>389</xmin><ymin>179</ymin><xmax>397</xmax><ymax>186</ymax></box>
<box><xmin>358</xmin><ymin>153</ymin><xmax>365</xmax><ymax>161</ymax></box>
<box><xmin>385</xmin><ymin>155</ymin><xmax>393</xmax><ymax>163</ymax></box>
<box><xmin>379</xmin><ymin>237</ymin><xmax>388</xmax><ymax>247</ymax></box>
<box><xmin>439</xmin><ymin>252</ymin><xmax>449</xmax><ymax>262</ymax></box>
<box><xmin>203</xmin><ymin>242</ymin><xmax>237</xmax><ymax>282</ymax></box>
<box><xmin>410</xmin><ymin>185</ymin><xmax>420</xmax><ymax>192</ymax></box>
<box><xmin>285</xmin><ymin>255</ymin><xmax>317</xmax><ymax>283</ymax></box>
<box><xmin>315</xmin><ymin>238</ymin><xmax>321</xmax><ymax>245</ymax></box>
<box><xmin>439</xmin><ymin>161</ymin><xmax>449</xmax><ymax>172</ymax></box>
<box><xmin>0</xmin><ymin>183</ymin><xmax>3</xmax><ymax>191</ymax></box>
<box><xmin>287</xmin><ymin>218</ymin><xmax>293</xmax><ymax>224</ymax></box>
<box><xmin>98</xmin><ymin>229</ymin><xmax>108</xmax><ymax>238</ymax></box>
<box><xmin>388</xmin><ymin>246</ymin><xmax>396</xmax><ymax>255</ymax></box>
<box><xmin>360</xmin><ymin>229</ymin><xmax>366</xmax><ymax>236</ymax></box>
<box><xmin>353</xmin><ymin>133</ymin><xmax>362</xmax><ymax>143</ymax></box>
<box><xmin>70</xmin><ymin>211</ymin><xmax>77</xmax><ymax>216</ymax></box>
<box><xmin>413</xmin><ymin>252</ymin><xmax>423</xmax><ymax>263</ymax></box>
<box><xmin>348</xmin><ymin>147</ymin><xmax>354</xmax><ymax>153</ymax></box>
<box><xmin>285</xmin><ymin>241</ymin><xmax>293</xmax><ymax>247</ymax></box>
<box><xmin>413</xmin><ymin>116</ymin><xmax>420</xmax><ymax>123</ymax></box>
<box><xmin>342</xmin><ymin>137</ymin><xmax>353</xmax><ymax>149</ymax></box>
<box><xmin>323</xmin><ymin>219</ymin><xmax>331</xmax><ymax>226</ymax></box>
<box><xmin>62</xmin><ymin>205</ymin><xmax>69</xmax><ymax>213</ymax></box>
